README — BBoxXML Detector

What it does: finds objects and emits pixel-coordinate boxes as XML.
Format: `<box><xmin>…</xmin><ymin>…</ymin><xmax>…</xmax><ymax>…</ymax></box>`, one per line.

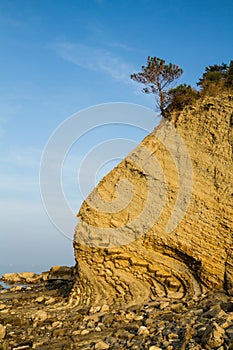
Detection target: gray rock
<box><xmin>53</xmin><ymin>328</ymin><xmax>66</xmax><ymax>337</ymax></box>
<box><xmin>102</xmin><ymin>313</ymin><xmax>114</xmax><ymax>326</ymax></box>
<box><xmin>201</xmin><ymin>321</ymin><xmax>225</xmax><ymax>348</ymax></box>
<box><xmin>202</xmin><ymin>304</ymin><xmax>223</xmax><ymax>318</ymax></box>
<box><xmin>226</xmin><ymin>326</ymin><xmax>233</xmax><ymax>340</ymax></box>
<box><xmin>115</xmin><ymin>329</ymin><xmax>132</xmax><ymax>339</ymax></box>
<box><xmin>221</xmin><ymin>301</ymin><xmax>233</xmax><ymax>312</ymax></box>
<box><xmin>48</xmin><ymin>266</ymin><xmax>74</xmax><ymax>281</ymax></box>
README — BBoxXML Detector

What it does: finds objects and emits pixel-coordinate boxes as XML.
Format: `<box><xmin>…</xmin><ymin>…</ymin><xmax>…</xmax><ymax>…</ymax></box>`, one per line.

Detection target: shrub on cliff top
<box><xmin>167</xmin><ymin>84</ymin><xmax>199</xmax><ymax>112</ymax></box>
<box><xmin>197</xmin><ymin>61</ymin><xmax>233</xmax><ymax>92</ymax></box>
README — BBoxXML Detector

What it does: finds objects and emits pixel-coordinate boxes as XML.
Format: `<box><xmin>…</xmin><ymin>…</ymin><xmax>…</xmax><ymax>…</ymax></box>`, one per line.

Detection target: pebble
<box><xmin>134</xmin><ymin>315</ymin><xmax>144</xmax><ymax>321</ymax></box>
<box><xmin>89</xmin><ymin>306</ymin><xmax>101</xmax><ymax>314</ymax></box>
<box><xmin>52</xmin><ymin>321</ymin><xmax>62</xmax><ymax>328</ymax></box>
<box><xmin>126</xmin><ymin>311</ymin><xmax>135</xmax><ymax>320</ymax></box>
<box><xmin>137</xmin><ymin>326</ymin><xmax>150</xmax><ymax>336</ymax></box>
<box><xmin>10</xmin><ymin>286</ymin><xmax>23</xmax><ymax>292</ymax></box>
<box><xmin>0</xmin><ymin>323</ymin><xmax>6</xmax><ymax>339</ymax></box>
<box><xmin>0</xmin><ymin>303</ymin><xmax>6</xmax><ymax>310</ymax></box>
<box><xmin>45</xmin><ymin>297</ymin><xmax>56</xmax><ymax>305</ymax></box>
<box><xmin>159</xmin><ymin>301</ymin><xmax>170</xmax><ymax>309</ymax></box>
<box><xmin>12</xmin><ymin>342</ymin><xmax>33</xmax><ymax>349</ymax></box>
<box><xmin>35</xmin><ymin>296</ymin><xmax>44</xmax><ymax>303</ymax></box>
<box><xmin>31</xmin><ymin>310</ymin><xmax>48</xmax><ymax>322</ymax></box>
<box><xmin>0</xmin><ymin>308</ymin><xmax>9</xmax><ymax>314</ymax></box>
<box><xmin>53</xmin><ymin>328</ymin><xmax>65</xmax><ymax>337</ymax></box>
<box><xmin>95</xmin><ymin>341</ymin><xmax>109</xmax><ymax>349</ymax></box>
<box><xmin>168</xmin><ymin>333</ymin><xmax>179</xmax><ymax>340</ymax></box>
<box><xmin>100</xmin><ymin>304</ymin><xmax>109</xmax><ymax>313</ymax></box>
<box><xmin>72</xmin><ymin>330</ymin><xmax>80</xmax><ymax>336</ymax></box>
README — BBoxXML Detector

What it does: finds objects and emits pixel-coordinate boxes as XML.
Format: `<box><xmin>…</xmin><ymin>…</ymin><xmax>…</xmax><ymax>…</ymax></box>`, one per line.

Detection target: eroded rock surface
<box><xmin>73</xmin><ymin>94</ymin><xmax>233</xmax><ymax>307</ymax></box>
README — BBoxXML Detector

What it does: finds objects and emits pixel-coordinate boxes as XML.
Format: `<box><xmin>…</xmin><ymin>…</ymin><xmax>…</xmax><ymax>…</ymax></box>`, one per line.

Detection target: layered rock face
<box><xmin>72</xmin><ymin>94</ymin><xmax>233</xmax><ymax>307</ymax></box>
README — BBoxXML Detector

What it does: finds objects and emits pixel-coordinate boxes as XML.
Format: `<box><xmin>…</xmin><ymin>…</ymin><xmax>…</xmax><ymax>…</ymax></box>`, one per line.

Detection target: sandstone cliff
<box><xmin>72</xmin><ymin>93</ymin><xmax>233</xmax><ymax>307</ymax></box>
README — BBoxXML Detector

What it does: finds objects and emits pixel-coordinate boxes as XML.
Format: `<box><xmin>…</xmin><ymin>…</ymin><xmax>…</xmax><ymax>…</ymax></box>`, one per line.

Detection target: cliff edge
<box><xmin>72</xmin><ymin>93</ymin><xmax>233</xmax><ymax>307</ymax></box>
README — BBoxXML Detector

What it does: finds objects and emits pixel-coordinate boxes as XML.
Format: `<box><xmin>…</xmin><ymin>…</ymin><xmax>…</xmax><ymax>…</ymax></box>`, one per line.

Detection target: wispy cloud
<box><xmin>51</xmin><ymin>42</ymin><xmax>133</xmax><ymax>84</ymax></box>
<box><xmin>106</xmin><ymin>41</ymin><xmax>133</xmax><ymax>51</ymax></box>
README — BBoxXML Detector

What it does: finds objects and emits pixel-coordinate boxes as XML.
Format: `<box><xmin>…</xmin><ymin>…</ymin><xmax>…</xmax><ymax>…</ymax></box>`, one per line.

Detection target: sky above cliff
<box><xmin>0</xmin><ymin>0</ymin><xmax>233</xmax><ymax>274</ymax></box>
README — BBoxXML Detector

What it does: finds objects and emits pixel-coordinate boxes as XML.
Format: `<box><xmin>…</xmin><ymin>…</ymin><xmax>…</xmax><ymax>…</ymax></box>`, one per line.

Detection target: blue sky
<box><xmin>0</xmin><ymin>0</ymin><xmax>232</xmax><ymax>274</ymax></box>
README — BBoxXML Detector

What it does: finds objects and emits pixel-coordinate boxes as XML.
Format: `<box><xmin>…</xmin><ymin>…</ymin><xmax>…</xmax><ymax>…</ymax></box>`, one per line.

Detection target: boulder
<box><xmin>202</xmin><ymin>321</ymin><xmax>225</xmax><ymax>348</ymax></box>
<box><xmin>48</xmin><ymin>266</ymin><xmax>74</xmax><ymax>281</ymax></box>
<box><xmin>2</xmin><ymin>273</ymin><xmax>21</xmax><ymax>284</ymax></box>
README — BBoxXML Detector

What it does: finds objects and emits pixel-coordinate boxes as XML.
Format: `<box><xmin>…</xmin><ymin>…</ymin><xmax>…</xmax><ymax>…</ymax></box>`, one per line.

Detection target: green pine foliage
<box><xmin>167</xmin><ymin>84</ymin><xmax>199</xmax><ymax>111</ymax></box>
<box><xmin>131</xmin><ymin>56</ymin><xmax>183</xmax><ymax>116</ymax></box>
<box><xmin>197</xmin><ymin>61</ymin><xmax>233</xmax><ymax>92</ymax></box>
<box><xmin>197</xmin><ymin>63</ymin><xmax>228</xmax><ymax>88</ymax></box>
<box><xmin>131</xmin><ymin>58</ymin><xmax>232</xmax><ymax>119</ymax></box>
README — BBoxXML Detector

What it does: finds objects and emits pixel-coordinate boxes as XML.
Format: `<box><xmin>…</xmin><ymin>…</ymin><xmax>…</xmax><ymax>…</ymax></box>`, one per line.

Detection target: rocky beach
<box><xmin>0</xmin><ymin>268</ymin><xmax>233</xmax><ymax>349</ymax></box>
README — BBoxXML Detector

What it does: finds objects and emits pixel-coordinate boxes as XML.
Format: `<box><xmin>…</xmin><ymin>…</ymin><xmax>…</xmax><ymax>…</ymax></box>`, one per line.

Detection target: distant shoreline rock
<box><xmin>0</xmin><ymin>265</ymin><xmax>75</xmax><ymax>291</ymax></box>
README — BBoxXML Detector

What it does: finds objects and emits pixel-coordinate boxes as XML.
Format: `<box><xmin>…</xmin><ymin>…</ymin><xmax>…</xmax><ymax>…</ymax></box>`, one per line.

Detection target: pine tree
<box><xmin>131</xmin><ymin>56</ymin><xmax>183</xmax><ymax>116</ymax></box>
